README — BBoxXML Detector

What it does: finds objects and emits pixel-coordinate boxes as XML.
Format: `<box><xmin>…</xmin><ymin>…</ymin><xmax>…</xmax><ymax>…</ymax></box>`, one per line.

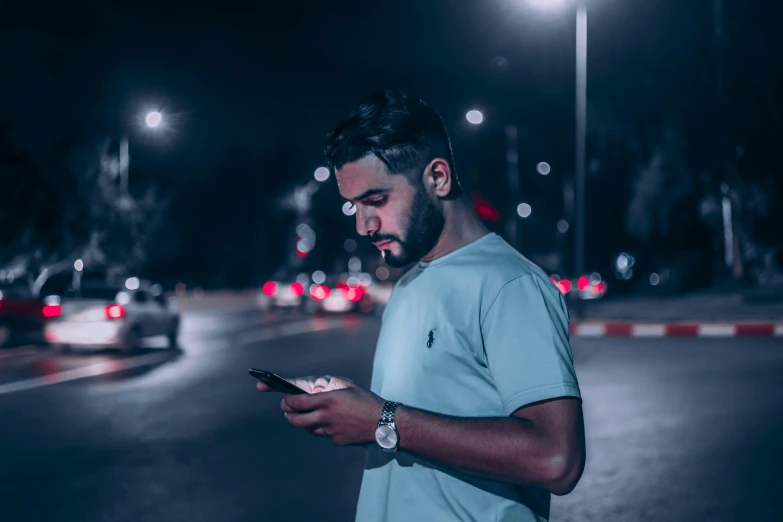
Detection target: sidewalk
<box><xmin>569</xmin><ymin>289</ymin><xmax>783</xmax><ymax>338</ymax></box>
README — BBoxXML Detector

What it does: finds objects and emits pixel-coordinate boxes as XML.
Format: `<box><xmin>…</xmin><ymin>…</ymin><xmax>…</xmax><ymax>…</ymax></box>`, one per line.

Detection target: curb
<box><xmin>570</xmin><ymin>321</ymin><xmax>783</xmax><ymax>338</ymax></box>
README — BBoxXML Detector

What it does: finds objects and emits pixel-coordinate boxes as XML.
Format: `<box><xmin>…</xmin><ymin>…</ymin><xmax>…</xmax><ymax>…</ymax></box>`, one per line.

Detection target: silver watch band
<box><xmin>378</xmin><ymin>401</ymin><xmax>400</xmax><ymax>427</ymax></box>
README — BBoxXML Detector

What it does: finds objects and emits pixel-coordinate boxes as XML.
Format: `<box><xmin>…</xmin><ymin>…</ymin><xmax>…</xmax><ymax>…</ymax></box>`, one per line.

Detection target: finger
<box><xmin>310</xmin><ymin>376</ymin><xmax>354</xmax><ymax>392</ymax></box>
<box><xmin>285</xmin><ymin>411</ymin><xmax>326</xmax><ymax>430</ymax></box>
<box><xmin>280</xmin><ymin>397</ymin><xmax>295</xmax><ymax>413</ymax></box>
<box><xmin>288</xmin><ymin>377</ymin><xmax>320</xmax><ymax>393</ymax></box>
<box><xmin>329</xmin><ymin>377</ymin><xmax>355</xmax><ymax>390</ymax></box>
<box><xmin>313</xmin><ymin>427</ymin><xmax>328</xmax><ymax>436</ymax></box>
<box><xmin>256</xmin><ymin>382</ymin><xmax>271</xmax><ymax>392</ymax></box>
<box><xmin>284</xmin><ymin>391</ymin><xmax>330</xmax><ymax>411</ymax></box>
<box><xmin>311</xmin><ymin>376</ymin><xmax>332</xmax><ymax>393</ymax></box>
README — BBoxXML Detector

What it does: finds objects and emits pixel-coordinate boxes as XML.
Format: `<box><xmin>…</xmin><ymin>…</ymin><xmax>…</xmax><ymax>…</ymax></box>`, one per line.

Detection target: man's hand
<box><xmin>258</xmin><ymin>375</ymin><xmax>385</xmax><ymax>446</ymax></box>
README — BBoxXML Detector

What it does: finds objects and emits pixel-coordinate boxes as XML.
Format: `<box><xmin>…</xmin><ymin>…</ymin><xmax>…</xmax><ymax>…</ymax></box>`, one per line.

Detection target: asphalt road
<box><xmin>1</xmin><ymin>310</ymin><xmax>781</xmax><ymax>522</ymax></box>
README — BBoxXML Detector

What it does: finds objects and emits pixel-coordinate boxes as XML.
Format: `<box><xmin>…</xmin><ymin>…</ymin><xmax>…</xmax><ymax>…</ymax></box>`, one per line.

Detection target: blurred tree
<box><xmin>1</xmin><ymin>134</ymin><xmax>166</xmax><ymax>292</ymax></box>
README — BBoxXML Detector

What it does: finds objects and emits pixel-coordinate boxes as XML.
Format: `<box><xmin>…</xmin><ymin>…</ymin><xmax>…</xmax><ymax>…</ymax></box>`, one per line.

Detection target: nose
<box><xmin>356</xmin><ymin>207</ymin><xmax>380</xmax><ymax>237</ymax></box>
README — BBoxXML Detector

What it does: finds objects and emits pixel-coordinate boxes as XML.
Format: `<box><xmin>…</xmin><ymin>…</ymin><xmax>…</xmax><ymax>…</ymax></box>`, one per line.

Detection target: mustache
<box><xmin>368</xmin><ymin>233</ymin><xmax>399</xmax><ymax>244</ymax></box>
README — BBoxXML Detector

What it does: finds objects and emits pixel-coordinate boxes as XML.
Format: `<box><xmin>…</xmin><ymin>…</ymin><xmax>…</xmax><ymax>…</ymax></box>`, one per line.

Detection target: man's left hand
<box><xmin>280</xmin><ymin>379</ymin><xmax>385</xmax><ymax>446</ymax></box>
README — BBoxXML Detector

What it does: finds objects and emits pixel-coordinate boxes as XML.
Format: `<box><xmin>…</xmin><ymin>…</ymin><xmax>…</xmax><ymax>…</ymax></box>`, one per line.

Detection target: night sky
<box><xmin>2</xmin><ymin>1</ymin><xmax>781</xmax><ymax>289</ymax></box>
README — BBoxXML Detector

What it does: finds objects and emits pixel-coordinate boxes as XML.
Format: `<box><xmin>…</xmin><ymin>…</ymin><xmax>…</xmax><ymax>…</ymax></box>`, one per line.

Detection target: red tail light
<box><xmin>311</xmin><ymin>285</ymin><xmax>330</xmax><ymax>301</ymax></box>
<box><xmin>105</xmin><ymin>304</ymin><xmax>125</xmax><ymax>319</ymax></box>
<box><xmin>262</xmin><ymin>281</ymin><xmax>277</xmax><ymax>296</ymax></box>
<box><xmin>290</xmin><ymin>282</ymin><xmax>304</xmax><ymax>296</ymax></box>
<box><xmin>42</xmin><ymin>304</ymin><xmax>61</xmax><ymax>318</ymax></box>
<box><xmin>341</xmin><ymin>286</ymin><xmax>364</xmax><ymax>303</ymax></box>
<box><xmin>577</xmin><ymin>276</ymin><xmax>590</xmax><ymax>291</ymax></box>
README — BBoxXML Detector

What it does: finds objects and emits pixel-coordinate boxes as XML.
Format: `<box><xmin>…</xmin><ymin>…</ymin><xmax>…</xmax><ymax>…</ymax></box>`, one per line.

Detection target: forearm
<box><xmin>393</xmin><ymin>405</ymin><xmax>569</xmax><ymax>491</ymax></box>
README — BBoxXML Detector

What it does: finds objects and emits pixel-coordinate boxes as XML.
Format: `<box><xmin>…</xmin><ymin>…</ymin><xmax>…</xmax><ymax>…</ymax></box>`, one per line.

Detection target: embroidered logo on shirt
<box><xmin>426</xmin><ymin>328</ymin><xmax>436</xmax><ymax>348</ymax></box>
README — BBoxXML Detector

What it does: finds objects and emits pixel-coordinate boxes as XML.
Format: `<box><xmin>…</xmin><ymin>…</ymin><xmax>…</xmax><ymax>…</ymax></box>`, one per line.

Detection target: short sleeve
<box><xmin>480</xmin><ymin>274</ymin><xmax>581</xmax><ymax>415</ymax></box>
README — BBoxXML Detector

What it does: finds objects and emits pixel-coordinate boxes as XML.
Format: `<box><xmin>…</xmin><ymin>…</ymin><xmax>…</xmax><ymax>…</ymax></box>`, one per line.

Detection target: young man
<box><xmin>257</xmin><ymin>90</ymin><xmax>585</xmax><ymax>521</ymax></box>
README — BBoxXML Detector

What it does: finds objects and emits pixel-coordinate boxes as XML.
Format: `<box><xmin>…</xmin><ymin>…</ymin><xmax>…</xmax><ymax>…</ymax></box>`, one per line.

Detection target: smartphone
<box><xmin>248</xmin><ymin>368</ymin><xmax>308</xmax><ymax>395</ymax></box>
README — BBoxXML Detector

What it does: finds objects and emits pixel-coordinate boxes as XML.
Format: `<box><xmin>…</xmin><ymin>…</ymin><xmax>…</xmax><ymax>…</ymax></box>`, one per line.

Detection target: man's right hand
<box><xmin>255</xmin><ymin>375</ymin><xmax>353</xmax><ymax>394</ymax></box>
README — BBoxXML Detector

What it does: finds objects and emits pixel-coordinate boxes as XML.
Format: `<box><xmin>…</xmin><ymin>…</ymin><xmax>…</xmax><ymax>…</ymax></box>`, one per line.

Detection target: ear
<box><xmin>423</xmin><ymin>158</ymin><xmax>453</xmax><ymax>198</ymax></box>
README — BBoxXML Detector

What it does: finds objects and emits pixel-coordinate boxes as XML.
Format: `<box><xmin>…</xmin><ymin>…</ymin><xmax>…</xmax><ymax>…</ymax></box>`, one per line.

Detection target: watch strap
<box><xmin>378</xmin><ymin>401</ymin><xmax>400</xmax><ymax>427</ymax></box>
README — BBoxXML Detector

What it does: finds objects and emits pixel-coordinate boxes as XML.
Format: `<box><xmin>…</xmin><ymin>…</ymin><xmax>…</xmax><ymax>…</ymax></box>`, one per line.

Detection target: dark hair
<box><xmin>324</xmin><ymin>90</ymin><xmax>461</xmax><ymax>193</ymax></box>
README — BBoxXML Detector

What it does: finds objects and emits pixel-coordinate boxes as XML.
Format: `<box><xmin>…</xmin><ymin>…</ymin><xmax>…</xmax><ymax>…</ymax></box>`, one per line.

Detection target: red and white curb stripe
<box><xmin>570</xmin><ymin>322</ymin><xmax>783</xmax><ymax>338</ymax></box>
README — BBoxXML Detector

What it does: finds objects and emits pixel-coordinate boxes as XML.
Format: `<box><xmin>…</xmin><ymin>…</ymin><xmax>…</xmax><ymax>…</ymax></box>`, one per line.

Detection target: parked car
<box><xmin>45</xmin><ymin>282</ymin><xmax>180</xmax><ymax>353</ymax></box>
<box><xmin>0</xmin><ymin>282</ymin><xmax>47</xmax><ymax>348</ymax></box>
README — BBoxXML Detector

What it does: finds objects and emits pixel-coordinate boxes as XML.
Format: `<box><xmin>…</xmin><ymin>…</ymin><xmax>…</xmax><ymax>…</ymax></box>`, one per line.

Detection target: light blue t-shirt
<box><xmin>355</xmin><ymin>233</ymin><xmax>581</xmax><ymax>522</ymax></box>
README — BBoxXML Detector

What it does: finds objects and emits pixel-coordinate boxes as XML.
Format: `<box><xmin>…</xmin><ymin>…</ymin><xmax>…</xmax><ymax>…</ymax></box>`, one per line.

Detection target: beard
<box><xmin>370</xmin><ymin>183</ymin><xmax>445</xmax><ymax>268</ymax></box>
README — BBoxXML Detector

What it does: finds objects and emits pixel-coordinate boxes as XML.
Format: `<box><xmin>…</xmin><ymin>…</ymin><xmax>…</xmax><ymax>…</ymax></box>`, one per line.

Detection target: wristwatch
<box><xmin>374</xmin><ymin>401</ymin><xmax>401</xmax><ymax>452</ymax></box>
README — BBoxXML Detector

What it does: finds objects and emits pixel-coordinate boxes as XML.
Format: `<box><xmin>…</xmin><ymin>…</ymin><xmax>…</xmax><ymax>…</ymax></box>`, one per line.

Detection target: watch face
<box><xmin>375</xmin><ymin>424</ymin><xmax>398</xmax><ymax>450</ymax></box>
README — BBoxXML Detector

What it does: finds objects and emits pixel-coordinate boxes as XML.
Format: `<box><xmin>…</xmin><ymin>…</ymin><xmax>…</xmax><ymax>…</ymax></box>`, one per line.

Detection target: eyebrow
<box><xmin>343</xmin><ymin>188</ymin><xmax>388</xmax><ymax>203</ymax></box>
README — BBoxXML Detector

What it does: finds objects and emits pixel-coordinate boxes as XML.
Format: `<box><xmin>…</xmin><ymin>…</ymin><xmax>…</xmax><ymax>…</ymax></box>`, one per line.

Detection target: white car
<box><xmin>45</xmin><ymin>284</ymin><xmax>180</xmax><ymax>352</ymax></box>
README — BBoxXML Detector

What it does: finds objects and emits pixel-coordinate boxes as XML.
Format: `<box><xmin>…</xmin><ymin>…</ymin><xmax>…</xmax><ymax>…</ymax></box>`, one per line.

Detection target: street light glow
<box><xmin>527</xmin><ymin>0</ymin><xmax>567</xmax><ymax>9</ymax></box>
<box><xmin>537</xmin><ymin>162</ymin><xmax>551</xmax><ymax>175</ymax></box>
<box><xmin>145</xmin><ymin>111</ymin><xmax>162</xmax><ymax>128</ymax></box>
<box><xmin>314</xmin><ymin>166</ymin><xmax>330</xmax><ymax>182</ymax></box>
<box><xmin>74</xmin><ymin>259</ymin><xmax>84</xmax><ymax>272</ymax></box>
<box><xmin>342</xmin><ymin>202</ymin><xmax>356</xmax><ymax>216</ymax></box>
<box><xmin>466</xmin><ymin>110</ymin><xmax>484</xmax><ymax>125</ymax></box>
<box><xmin>517</xmin><ymin>203</ymin><xmax>532</xmax><ymax>218</ymax></box>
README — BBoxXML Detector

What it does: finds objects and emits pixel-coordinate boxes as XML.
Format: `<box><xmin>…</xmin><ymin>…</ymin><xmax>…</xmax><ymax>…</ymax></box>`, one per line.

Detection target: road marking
<box><xmin>0</xmin><ymin>319</ymin><xmax>348</xmax><ymax>396</ymax></box>
<box><xmin>0</xmin><ymin>352</ymin><xmax>171</xmax><ymax>395</ymax></box>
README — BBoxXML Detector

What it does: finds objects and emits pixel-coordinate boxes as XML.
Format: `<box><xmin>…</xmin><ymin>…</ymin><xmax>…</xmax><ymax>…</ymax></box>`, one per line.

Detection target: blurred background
<box><xmin>1</xmin><ymin>1</ymin><xmax>782</xmax><ymax>521</ymax></box>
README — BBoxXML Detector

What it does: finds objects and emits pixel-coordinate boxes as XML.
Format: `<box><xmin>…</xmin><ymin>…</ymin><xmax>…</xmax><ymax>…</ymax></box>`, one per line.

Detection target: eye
<box><xmin>366</xmin><ymin>197</ymin><xmax>387</xmax><ymax>207</ymax></box>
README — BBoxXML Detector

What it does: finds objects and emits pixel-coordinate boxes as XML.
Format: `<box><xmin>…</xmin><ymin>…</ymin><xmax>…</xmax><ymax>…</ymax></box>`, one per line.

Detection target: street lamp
<box><xmin>527</xmin><ymin>0</ymin><xmax>588</xmax><ymax>279</ymax></box>
<box><xmin>119</xmin><ymin>110</ymin><xmax>165</xmax><ymax>195</ymax></box>
<box><xmin>145</xmin><ymin>111</ymin><xmax>163</xmax><ymax>128</ymax></box>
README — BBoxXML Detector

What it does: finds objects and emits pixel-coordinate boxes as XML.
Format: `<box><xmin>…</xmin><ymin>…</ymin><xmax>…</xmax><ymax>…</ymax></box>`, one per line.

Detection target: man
<box><xmin>257</xmin><ymin>90</ymin><xmax>585</xmax><ymax>521</ymax></box>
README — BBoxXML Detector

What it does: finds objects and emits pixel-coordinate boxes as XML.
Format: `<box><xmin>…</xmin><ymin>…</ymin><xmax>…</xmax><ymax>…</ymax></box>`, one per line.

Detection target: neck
<box><xmin>420</xmin><ymin>196</ymin><xmax>490</xmax><ymax>262</ymax></box>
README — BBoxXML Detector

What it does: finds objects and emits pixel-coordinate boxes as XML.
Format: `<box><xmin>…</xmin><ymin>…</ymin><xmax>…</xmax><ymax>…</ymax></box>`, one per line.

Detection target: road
<box><xmin>1</xmin><ymin>309</ymin><xmax>781</xmax><ymax>522</ymax></box>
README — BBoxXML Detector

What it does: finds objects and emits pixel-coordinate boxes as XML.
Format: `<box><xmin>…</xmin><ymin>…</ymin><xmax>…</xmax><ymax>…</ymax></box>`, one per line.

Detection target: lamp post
<box><xmin>119</xmin><ymin>111</ymin><xmax>163</xmax><ymax>196</ymax></box>
<box><xmin>525</xmin><ymin>0</ymin><xmax>588</xmax><ymax>277</ymax></box>
<box><xmin>574</xmin><ymin>1</ymin><xmax>587</xmax><ymax>280</ymax></box>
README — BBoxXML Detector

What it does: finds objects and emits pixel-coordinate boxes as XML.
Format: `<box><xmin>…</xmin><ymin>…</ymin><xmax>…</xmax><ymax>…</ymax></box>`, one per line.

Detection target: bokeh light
<box><xmin>376</xmin><ymin>266</ymin><xmax>390</xmax><ymax>280</ymax></box>
<box><xmin>517</xmin><ymin>203</ymin><xmax>532</xmax><ymax>218</ymax></box>
<box><xmin>314</xmin><ymin>167</ymin><xmax>330</xmax><ymax>182</ymax></box>
<box><xmin>466</xmin><ymin>110</ymin><xmax>484</xmax><ymax>125</ymax></box>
